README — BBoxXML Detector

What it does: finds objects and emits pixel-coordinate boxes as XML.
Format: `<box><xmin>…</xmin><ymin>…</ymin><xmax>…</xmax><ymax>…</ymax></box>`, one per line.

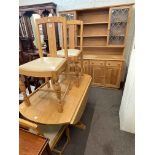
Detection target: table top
<box><xmin>19</xmin><ymin>128</ymin><xmax>49</xmax><ymax>155</ymax></box>
<box><xmin>19</xmin><ymin>74</ymin><xmax>92</xmax><ymax>125</ymax></box>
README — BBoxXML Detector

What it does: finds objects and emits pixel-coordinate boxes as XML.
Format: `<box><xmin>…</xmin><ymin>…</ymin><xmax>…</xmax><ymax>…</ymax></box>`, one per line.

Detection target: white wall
<box><xmin>119</xmin><ymin>48</ymin><xmax>135</xmax><ymax>134</ymax></box>
<box><xmin>19</xmin><ymin>0</ymin><xmax>134</xmax><ymax>11</ymax></box>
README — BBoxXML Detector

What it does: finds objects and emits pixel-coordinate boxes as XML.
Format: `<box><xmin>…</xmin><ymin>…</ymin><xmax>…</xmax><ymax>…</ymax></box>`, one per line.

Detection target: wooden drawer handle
<box><xmin>107</xmin><ymin>63</ymin><xmax>121</xmax><ymax>66</ymax></box>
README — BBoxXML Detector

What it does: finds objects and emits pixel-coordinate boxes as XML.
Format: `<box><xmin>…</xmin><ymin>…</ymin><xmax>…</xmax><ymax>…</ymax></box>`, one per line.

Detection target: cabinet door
<box><xmin>92</xmin><ymin>66</ymin><xmax>105</xmax><ymax>86</ymax></box>
<box><xmin>105</xmin><ymin>63</ymin><xmax>122</xmax><ymax>88</ymax></box>
<box><xmin>91</xmin><ymin>60</ymin><xmax>105</xmax><ymax>86</ymax></box>
<box><xmin>108</xmin><ymin>6</ymin><xmax>130</xmax><ymax>46</ymax></box>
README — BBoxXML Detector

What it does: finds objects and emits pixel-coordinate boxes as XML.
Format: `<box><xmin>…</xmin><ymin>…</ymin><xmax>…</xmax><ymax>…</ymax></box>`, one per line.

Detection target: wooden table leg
<box><xmin>52</xmin><ymin>75</ymin><xmax>63</xmax><ymax>113</ymax></box>
<box><xmin>52</xmin><ymin>126</ymin><xmax>70</xmax><ymax>155</ymax></box>
<box><xmin>66</xmin><ymin>127</ymin><xmax>71</xmax><ymax>142</ymax></box>
<box><xmin>73</xmin><ymin>121</ymin><xmax>86</xmax><ymax>130</ymax></box>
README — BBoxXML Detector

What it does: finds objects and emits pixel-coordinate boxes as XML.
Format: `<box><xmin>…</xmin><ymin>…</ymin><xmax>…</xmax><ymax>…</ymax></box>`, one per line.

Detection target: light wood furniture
<box><xmin>19</xmin><ymin>74</ymin><xmax>92</xmax><ymax>125</ymax></box>
<box><xmin>19</xmin><ymin>16</ymin><xmax>69</xmax><ymax>113</ymax></box>
<box><xmin>56</xmin><ymin>20</ymin><xmax>83</xmax><ymax>87</ymax></box>
<box><xmin>83</xmin><ymin>56</ymin><xmax>124</xmax><ymax>88</ymax></box>
<box><xmin>59</xmin><ymin>3</ymin><xmax>134</xmax><ymax>88</ymax></box>
<box><xmin>19</xmin><ymin>119</ymin><xmax>70</xmax><ymax>155</ymax></box>
<box><xmin>19</xmin><ymin>128</ymin><xmax>51</xmax><ymax>155</ymax></box>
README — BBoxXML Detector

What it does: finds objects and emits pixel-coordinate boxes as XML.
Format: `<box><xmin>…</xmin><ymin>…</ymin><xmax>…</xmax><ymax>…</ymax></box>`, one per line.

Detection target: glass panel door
<box><xmin>108</xmin><ymin>7</ymin><xmax>129</xmax><ymax>45</ymax></box>
<box><xmin>60</xmin><ymin>11</ymin><xmax>76</xmax><ymax>20</ymax></box>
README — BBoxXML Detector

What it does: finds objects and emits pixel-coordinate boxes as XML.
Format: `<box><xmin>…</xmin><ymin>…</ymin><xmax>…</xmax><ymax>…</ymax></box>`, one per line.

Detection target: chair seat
<box><xmin>38</xmin><ymin>124</ymin><xmax>64</xmax><ymax>148</ymax></box>
<box><xmin>19</xmin><ymin>57</ymin><xmax>66</xmax><ymax>77</ymax></box>
<box><xmin>57</xmin><ymin>49</ymin><xmax>81</xmax><ymax>57</ymax></box>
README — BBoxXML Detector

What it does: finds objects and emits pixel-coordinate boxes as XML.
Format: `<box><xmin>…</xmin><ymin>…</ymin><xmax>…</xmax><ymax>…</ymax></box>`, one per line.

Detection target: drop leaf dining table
<box><xmin>19</xmin><ymin>74</ymin><xmax>92</xmax><ymax>126</ymax></box>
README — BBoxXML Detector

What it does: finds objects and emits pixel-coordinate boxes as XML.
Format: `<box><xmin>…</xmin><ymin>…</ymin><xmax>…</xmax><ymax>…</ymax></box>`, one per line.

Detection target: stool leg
<box><xmin>52</xmin><ymin>75</ymin><xmax>63</xmax><ymax>113</ymax></box>
<box><xmin>19</xmin><ymin>78</ymin><xmax>31</xmax><ymax>106</ymax></box>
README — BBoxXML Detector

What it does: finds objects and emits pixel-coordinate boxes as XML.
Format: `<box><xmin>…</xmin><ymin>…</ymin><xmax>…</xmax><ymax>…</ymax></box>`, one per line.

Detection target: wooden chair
<box><xmin>19</xmin><ymin>118</ymin><xmax>70</xmax><ymax>155</ymax></box>
<box><xmin>56</xmin><ymin>20</ymin><xmax>83</xmax><ymax>87</ymax></box>
<box><xmin>19</xmin><ymin>16</ymin><xmax>69</xmax><ymax>113</ymax></box>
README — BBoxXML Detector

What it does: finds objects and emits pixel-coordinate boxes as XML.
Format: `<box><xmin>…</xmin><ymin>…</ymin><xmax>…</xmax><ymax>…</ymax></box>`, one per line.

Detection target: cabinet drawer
<box><xmin>106</xmin><ymin>61</ymin><xmax>122</xmax><ymax>67</ymax></box>
<box><xmin>83</xmin><ymin>60</ymin><xmax>89</xmax><ymax>65</ymax></box>
<box><xmin>90</xmin><ymin>60</ymin><xmax>105</xmax><ymax>66</ymax></box>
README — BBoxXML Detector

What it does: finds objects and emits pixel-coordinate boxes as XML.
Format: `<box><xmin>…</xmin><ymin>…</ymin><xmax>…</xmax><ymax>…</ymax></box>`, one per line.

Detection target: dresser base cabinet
<box><xmin>82</xmin><ymin>59</ymin><xmax>123</xmax><ymax>88</ymax></box>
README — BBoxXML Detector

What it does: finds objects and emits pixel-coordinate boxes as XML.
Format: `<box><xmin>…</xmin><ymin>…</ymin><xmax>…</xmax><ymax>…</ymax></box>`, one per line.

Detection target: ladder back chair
<box><xmin>19</xmin><ymin>16</ymin><xmax>69</xmax><ymax>113</ymax></box>
<box><xmin>19</xmin><ymin>118</ymin><xmax>70</xmax><ymax>155</ymax></box>
<box><xmin>56</xmin><ymin>20</ymin><xmax>83</xmax><ymax>87</ymax></box>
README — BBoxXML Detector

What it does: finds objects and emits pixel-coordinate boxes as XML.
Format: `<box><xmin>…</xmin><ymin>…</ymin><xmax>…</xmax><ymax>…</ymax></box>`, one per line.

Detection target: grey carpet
<box><xmin>63</xmin><ymin>87</ymin><xmax>135</xmax><ymax>155</ymax></box>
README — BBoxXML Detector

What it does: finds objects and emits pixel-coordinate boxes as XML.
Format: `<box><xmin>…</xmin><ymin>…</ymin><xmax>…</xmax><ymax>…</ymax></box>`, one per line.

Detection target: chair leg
<box><xmin>45</xmin><ymin>77</ymin><xmax>50</xmax><ymax>88</ymax></box>
<box><xmin>80</xmin><ymin>53</ymin><xmax>84</xmax><ymax>76</ymax></box>
<box><xmin>75</xmin><ymin>61</ymin><xmax>80</xmax><ymax>87</ymax></box>
<box><xmin>19</xmin><ymin>78</ymin><xmax>31</xmax><ymax>106</ymax></box>
<box><xmin>52</xmin><ymin>75</ymin><xmax>63</xmax><ymax>113</ymax></box>
<box><xmin>34</xmin><ymin>77</ymin><xmax>41</xmax><ymax>90</ymax></box>
<box><xmin>24</xmin><ymin>76</ymin><xmax>32</xmax><ymax>94</ymax></box>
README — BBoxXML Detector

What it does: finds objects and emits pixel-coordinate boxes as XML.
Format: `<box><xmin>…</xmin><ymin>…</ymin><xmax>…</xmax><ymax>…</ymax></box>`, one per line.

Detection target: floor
<box><xmin>62</xmin><ymin>87</ymin><xmax>135</xmax><ymax>155</ymax></box>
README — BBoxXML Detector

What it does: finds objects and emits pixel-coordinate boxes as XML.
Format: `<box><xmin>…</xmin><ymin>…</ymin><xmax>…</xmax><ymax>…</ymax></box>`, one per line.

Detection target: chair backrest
<box><xmin>67</xmin><ymin>20</ymin><xmax>83</xmax><ymax>51</ymax></box>
<box><xmin>35</xmin><ymin>16</ymin><xmax>68</xmax><ymax>58</ymax></box>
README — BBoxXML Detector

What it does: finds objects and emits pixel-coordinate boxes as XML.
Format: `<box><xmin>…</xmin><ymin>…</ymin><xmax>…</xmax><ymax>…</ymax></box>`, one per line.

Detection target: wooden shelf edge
<box><xmin>77</xmin><ymin>35</ymin><xmax>125</xmax><ymax>38</ymax></box>
<box><xmin>83</xmin><ymin>22</ymin><xmax>109</xmax><ymax>25</ymax></box>
<box><xmin>77</xmin><ymin>35</ymin><xmax>108</xmax><ymax>37</ymax></box>
<box><xmin>111</xmin><ymin>21</ymin><xmax>127</xmax><ymax>23</ymax></box>
<box><xmin>76</xmin><ymin>45</ymin><xmax>125</xmax><ymax>48</ymax></box>
<box><xmin>109</xmin><ymin>35</ymin><xmax>125</xmax><ymax>37</ymax></box>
